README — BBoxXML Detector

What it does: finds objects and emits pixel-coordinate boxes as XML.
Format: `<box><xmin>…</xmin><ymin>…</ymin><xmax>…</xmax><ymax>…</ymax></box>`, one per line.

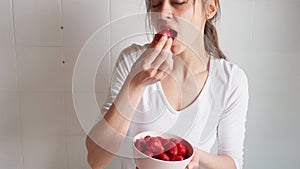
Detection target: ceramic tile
<box><xmin>20</xmin><ymin>93</ymin><xmax>66</xmax><ymax>136</ymax></box>
<box><xmin>17</xmin><ymin>47</ymin><xmax>64</xmax><ymax>92</ymax></box>
<box><xmin>14</xmin><ymin>0</ymin><xmax>62</xmax><ymax>46</ymax></box>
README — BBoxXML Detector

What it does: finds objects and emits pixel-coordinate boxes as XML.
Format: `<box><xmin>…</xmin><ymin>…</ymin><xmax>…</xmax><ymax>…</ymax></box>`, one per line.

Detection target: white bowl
<box><xmin>132</xmin><ymin>131</ymin><xmax>195</xmax><ymax>169</ymax></box>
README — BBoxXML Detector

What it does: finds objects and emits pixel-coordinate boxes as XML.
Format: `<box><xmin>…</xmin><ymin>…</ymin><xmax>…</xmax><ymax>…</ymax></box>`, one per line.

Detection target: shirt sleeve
<box><xmin>99</xmin><ymin>45</ymin><xmax>141</xmax><ymax>117</ymax></box>
<box><xmin>217</xmin><ymin>67</ymin><xmax>249</xmax><ymax>169</ymax></box>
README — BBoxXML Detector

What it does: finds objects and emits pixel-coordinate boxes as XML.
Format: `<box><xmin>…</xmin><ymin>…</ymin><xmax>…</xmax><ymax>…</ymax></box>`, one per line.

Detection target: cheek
<box><xmin>150</xmin><ymin>13</ymin><xmax>160</xmax><ymax>31</ymax></box>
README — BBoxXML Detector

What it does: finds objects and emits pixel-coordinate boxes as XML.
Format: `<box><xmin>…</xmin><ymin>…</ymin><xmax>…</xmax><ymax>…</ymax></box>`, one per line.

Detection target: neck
<box><xmin>173</xmin><ymin>41</ymin><xmax>210</xmax><ymax>80</ymax></box>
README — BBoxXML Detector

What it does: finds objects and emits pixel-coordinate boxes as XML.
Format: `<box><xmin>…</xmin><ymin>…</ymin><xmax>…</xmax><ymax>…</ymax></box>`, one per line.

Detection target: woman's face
<box><xmin>149</xmin><ymin>0</ymin><xmax>207</xmax><ymax>55</ymax></box>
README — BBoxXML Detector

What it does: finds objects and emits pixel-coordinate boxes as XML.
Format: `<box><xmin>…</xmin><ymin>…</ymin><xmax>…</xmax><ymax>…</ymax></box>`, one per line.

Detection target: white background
<box><xmin>0</xmin><ymin>0</ymin><xmax>299</xmax><ymax>169</ymax></box>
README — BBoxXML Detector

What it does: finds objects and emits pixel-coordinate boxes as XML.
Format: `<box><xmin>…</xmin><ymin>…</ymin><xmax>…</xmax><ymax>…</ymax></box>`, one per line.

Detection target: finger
<box><xmin>149</xmin><ymin>37</ymin><xmax>173</xmax><ymax>69</ymax></box>
<box><xmin>143</xmin><ymin>35</ymin><xmax>168</xmax><ymax>68</ymax></box>
<box><xmin>186</xmin><ymin>162</ymin><xmax>197</xmax><ymax>169</ymax></box>
<box><xmin>150</xmin><ymin>40</ymin><xmax>173</xmax><ymax>69</ymax></box>
<box><xmin>154</xmin><ymin>57</ymin><xmax>173</xmax><ymax>80</ymax></box>
<box><xmin>149</xmin><ymin>34</ymin><xmax>168</xmax><ymax>48</ymax></box>
<box><xmin>162</xmin><ymin>37</ymin><xmax>173</xmax><ymax>52</ymax></box>
<box><xmin>158</xmin><ymin>60</ymin><xmax>172</xmax><ymax>74</ymax></box>
<box><xmin>152</xmin><ymin>70</ymin><xmax>168</xmax><ymax>82</ymax></box>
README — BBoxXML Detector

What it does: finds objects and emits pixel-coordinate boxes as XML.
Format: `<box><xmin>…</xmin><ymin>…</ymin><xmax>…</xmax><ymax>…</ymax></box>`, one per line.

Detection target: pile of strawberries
<box><xmin>134</xmin><ymin>135</ymin><xmax>189</xmax><ymax>161</ymax></box>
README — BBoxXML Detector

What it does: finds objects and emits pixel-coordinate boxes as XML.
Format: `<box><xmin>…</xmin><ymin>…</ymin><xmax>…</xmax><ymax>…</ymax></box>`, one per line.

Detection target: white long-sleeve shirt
<box><xmin>100</xmin><ymin>44</ymin><xmax>249</xmax><ymax>169</ymax></box>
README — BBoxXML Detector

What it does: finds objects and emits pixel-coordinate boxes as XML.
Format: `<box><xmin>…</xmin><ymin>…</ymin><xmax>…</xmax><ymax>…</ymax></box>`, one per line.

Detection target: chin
<box><xmin>171</xmin><ymin>42</ymin><xmax>185</xmax><ymax>55</ymax></box>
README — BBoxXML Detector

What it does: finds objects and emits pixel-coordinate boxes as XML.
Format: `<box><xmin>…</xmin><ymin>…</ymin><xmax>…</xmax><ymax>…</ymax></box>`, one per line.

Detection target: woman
<box><xmin>86</xmin><ymin>0</ymin><xmax>249</xmax><ymax>169</ymax></box>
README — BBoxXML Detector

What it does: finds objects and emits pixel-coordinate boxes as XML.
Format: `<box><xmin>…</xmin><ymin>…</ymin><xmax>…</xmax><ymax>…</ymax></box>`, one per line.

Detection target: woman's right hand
<box><xmin>127</xmin><ymin>34</ymin><xmax>174</xmax><ymax>89</ymax></box>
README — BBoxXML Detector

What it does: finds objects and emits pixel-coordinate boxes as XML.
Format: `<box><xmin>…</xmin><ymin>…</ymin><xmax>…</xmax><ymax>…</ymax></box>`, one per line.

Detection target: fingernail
<box><xmin>163</xmin><ymin>34</ymin><xmax>168</xmax><ymax>40</ymax></box>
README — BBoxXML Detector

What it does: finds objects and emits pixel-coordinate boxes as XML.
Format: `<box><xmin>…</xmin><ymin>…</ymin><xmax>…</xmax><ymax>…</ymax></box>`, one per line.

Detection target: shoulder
<box><xmin>211</xmin><ymin>56</ymin><xmax>248</xmax><ymax>87</ymax></box>
<box><xmin>116</xmin><ymin>43</ymin><xmax>148</xmax><ymax>63</ymax></box>
<box><xmin>212</xmin><ymin>57</ymin><xmax>249</xmax><ymax>114</ymax></box>
<box><xmin>113</xmin><ymin>43</ymin><xmax>148</xmax><ymax>72</ymax></box>
<box><xmin>119</xmin><ymin>43</ymin><xmax>148</xmax><ymax>55</ymax></box>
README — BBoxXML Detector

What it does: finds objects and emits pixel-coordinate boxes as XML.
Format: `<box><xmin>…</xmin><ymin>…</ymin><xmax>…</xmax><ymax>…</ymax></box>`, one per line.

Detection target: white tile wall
<box><xmin>110</xmin><ymin>0</ymin><xmax>146</xmax><ymax>21</ymax></box>
<box><xmin>109</xmin><ymin>14</ymin><xmax>149</xmax><ymax>76</ymax></box>
<box><xmin>217</xmin><ymin>0</ymin><xmax>254</xmax><ymax>66</ymax></box>
<box><xmin>95</xmin><ymin>52</ymin><xmax>111</xmax><ymax>93</ymax></box>
<box><xmin>62</xmin><ymin>0</ymin><xmax>109</xmax><ymax>47</ymax></box>
<box><xmin>71</xmin><ymin>92</ymin><xmax>104</xmax><ymax>136</ymax></box>
<box><xmin>239</xmin><ymin>1</ymin><xmax>300</xmax><ymax>168</ymax></box>
<box><xmin>0</xmin><ymin>1</ymin><xmax>23</xmax><ymax>169</ymax></box>
<box><xmin>22</xmin><ymin>135</ymin><xmax>67</xmax><ymax>169</ymax></box>
<box><xmin>0</xmin><ymin>0</ymin><xmax>14</xmax><ymax>49</ymax></box>
<box><xmin>110</xmin><ymin>0</ymin><xmax>149</xmax><ymax>75</ymax></box>
<box><xmin>65</xmin><ymin>27</ymin><xmax>111</xmax><ymax>93</ymax></box>
<box><xmin>62</xmin><ymin>46</ymin><xmax>79</xmax><ymax>92</ymax></box>
<box><xmin>19</xmin><ymin>93</ymin><xmax>66</xmax><ymax>136</ymax></box>
<box><xmin>20</xmin><ymin>93</ymin><xmax>68</xmax><ymax>168</ymax></box>
<box><xmin>0</xmin><ymin>47</ymin><xmax>17</xmax><ymax>92</ymax></box>
<box><xmin>252</xmin><ymin>0</ymin><xmax>300</xmax><ymax>54</ymax></box>
<box><xmin>65</xmin><ymin>93</ymin><xmax>86</xmax><ymax>136</ymax></box>
<box><xmin>17</xmin><ymin>47</ymin><xmax>64</xmax><ymax>92</ymax></box>
<box><xmin>62</xmin><ymin>0</ymin><xmax>110</xmax><ymax>92</ymax></box>
<box><xmin>13</xmin><ymin>0</ymin><xmax>62</xmax><ymax>46</ymax></box>
<box><xmin>0</xmin><ymin>135</ymin><xmax>23</xmax><ymax>169</ymax></box>
<box><xmin>0</xmin><ymin>93</ymin><xmax>23</xmax><ymax>169</ymax></box>
<box><xmin>0</xmin><ymin>0</ymin><xmax>17</xmax><ymax>92</ymax></box>
<box><xmin>0</xmin><ymin>93</ymin><xmax>20</xmax><ymax>135</ymax></box>
<box><xmin>66</xmin><ymin>135</ymin><xmax>90</xmax><ymax>169</ymax></box>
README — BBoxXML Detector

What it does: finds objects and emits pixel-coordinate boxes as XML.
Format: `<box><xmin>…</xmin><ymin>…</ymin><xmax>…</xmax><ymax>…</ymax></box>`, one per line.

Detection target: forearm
<box><xmin>197</xmin><ymin>149</ymin><xmax>236</xmax><ymax>169</ymax></box>
<box><xmin>86</xmin><ymin>79</ymin><xmax>146</xmax><ymax>169</ymax></box>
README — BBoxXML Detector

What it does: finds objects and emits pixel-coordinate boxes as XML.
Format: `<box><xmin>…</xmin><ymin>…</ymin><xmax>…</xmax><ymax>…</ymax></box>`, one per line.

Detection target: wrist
<box><xmin>125</xmin><ymin>76</ymin><xmax>146</xmax><ymax>94</ymax></box>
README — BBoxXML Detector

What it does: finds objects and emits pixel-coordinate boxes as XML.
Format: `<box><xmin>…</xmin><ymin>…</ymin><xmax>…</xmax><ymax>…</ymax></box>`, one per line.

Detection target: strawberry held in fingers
<box><xmin>154</xmin><ymin>29</ymin><xmax>178</xmax><ymax>43</ymax></box>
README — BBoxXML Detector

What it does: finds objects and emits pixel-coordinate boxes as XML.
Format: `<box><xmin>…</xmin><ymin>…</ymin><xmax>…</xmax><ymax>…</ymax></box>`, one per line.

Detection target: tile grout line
<box><xmin>250</xmin><ymin>0</ymin><xmax>255</xmax><ymax>53</ymax></box>
<box><xmin>58</xmin><ymin>0</ymin><xmax>70</xmax><ymax>169</ymax></box>
<box><xmin>10</xmin><ymin>0</ymin><xmax>25</xmax><ymax>168</ymax></box>
<box><xmin>109</xmin><ymin>0</ymin><xmax>112</xmax><ymax>81</ymax></box>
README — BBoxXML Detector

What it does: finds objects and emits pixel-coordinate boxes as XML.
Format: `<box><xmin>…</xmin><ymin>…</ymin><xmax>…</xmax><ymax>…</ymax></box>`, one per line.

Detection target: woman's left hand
<box><xmin>186</xmin><ymin>147</ymin><xmax>201</xmax><ymax>169</ymax></box>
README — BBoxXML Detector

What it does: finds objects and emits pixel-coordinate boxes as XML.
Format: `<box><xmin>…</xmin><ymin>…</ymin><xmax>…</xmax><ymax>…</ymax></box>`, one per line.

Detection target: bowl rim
<box><xmin>132</xmin><ymin>130</ymin><xmax>195</xmax><ymax>164</ymax></box>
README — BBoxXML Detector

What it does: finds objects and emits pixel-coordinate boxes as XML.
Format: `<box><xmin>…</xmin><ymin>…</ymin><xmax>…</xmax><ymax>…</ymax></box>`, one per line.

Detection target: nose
<box><xmin>159</xmin><ymin>1</ymin><xmax>173</xmax><ymax>19</ymax></box>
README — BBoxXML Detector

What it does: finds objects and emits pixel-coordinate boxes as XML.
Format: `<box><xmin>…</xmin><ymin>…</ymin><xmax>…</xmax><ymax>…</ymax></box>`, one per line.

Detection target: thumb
<box><xmin>186</xmin><ymin>161</ymin><xmax>198</xmax><ymax>169</ymax></box>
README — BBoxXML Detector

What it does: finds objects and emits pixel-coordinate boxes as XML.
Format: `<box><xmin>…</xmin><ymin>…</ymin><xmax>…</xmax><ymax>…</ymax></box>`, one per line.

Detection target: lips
<box><xmin>154</xmin><ymin>28</ymin><xmax>178</xmax><ymax>42</ymax></box>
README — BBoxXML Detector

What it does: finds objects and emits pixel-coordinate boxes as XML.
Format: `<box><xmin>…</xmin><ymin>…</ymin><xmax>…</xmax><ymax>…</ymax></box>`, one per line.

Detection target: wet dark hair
<box><xmin>202</xmin><ymin>0</ymin><xmax>226</xmax><ymax>60</ymax></box>
<box><xmin>145</xmin><ymin>0</ymin><xmax>226</xmax><ymax>60</ymax></box>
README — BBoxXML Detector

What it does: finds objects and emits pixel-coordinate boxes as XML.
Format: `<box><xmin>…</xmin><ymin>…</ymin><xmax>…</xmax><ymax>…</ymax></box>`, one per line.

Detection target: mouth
<box><xmin>154</xmin><ymin>28</ymin><xmax>178</xmax><ymax>42</ymax></box>
<box><xmin>168</xmin><ymin>29</ymin><xmax>178</xmax><ymax>38</ymax></box>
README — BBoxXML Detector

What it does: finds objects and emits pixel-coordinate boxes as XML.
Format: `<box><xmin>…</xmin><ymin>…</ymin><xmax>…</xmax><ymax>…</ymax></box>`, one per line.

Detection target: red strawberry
<box><xmin>147</xmin><ymin>137</ymin><xmax>164</xmax><ymax>154</ymax></box>
<box><xmin>164</xmin><ymin>141</ymin><xmax>176</xmax><ymax>150</ymax></box>
<box><xmin>135</xmin><ymin>135</ymin><xmax>188</xmax><ymax>161</ymax></box>
<box><xmin>176</xmin><ymin>143</ymin><xmax>187</xmax><ymax>156</ymax></box>
<box><xmin>135</xmin><ymin>139</ymin><xmax>146</xmax><ymax>152</ymax></box>
<box><xmin>154</xmin><ymin>29</ymin><xmax>177</xmax><ymax>42</ymax></box>
<box><xmin>155</xmin><ymin>145</ymin><xmax>165</xmax><ymax>154</ymax></box>
<box><xmin>168</xmin><ymin>146</ymin><xmax>178</xmax><ymax>156</ymax></box>
<box><xmin>144</xmin><ymin>135</ymin><xmax>151</xmax><ymax>142</ymax></box>
<box><xmin>157</xmin><ymin>136</ymin><xmax>168</xmax><ymax>145</ymax></box>
<box><xmin>164</xmin><ymin>141</ymin><xmax>178</xmax><ymax>156</ymax></box>
<box><xmin>169</xmin><ymin>138</ymin><xmax>180</xmax><ymax>144</ymax></box>
<box><xmin>143</xmin><ymin>150</ymin><xmax>153</xmax><ymax>157</ymax></box>
<box><xmin>154</xmin><ymin>153</ymin><xmax>170</xmax><ymax>161</ymax></box>
<box><xmin>170</xmin><ymin>155</ymin><xmax>185</xmax><ymax>161</ymax></box>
